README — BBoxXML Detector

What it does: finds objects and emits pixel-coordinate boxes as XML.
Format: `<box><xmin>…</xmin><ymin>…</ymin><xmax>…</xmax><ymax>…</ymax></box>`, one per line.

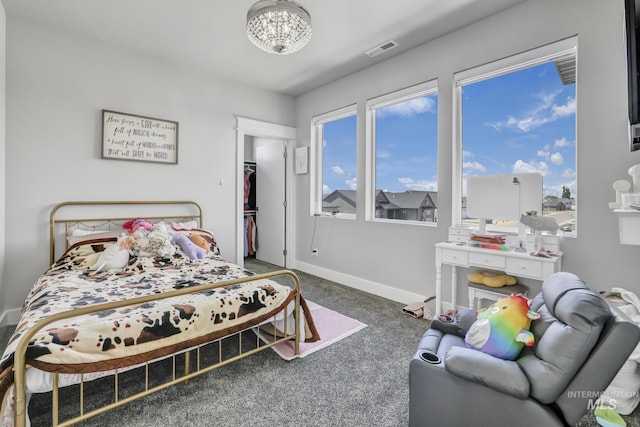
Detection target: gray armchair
<box><xmin>409</xmin><ymin>272</ymin><xmax>640</xmax><ymax>427</ymax></box>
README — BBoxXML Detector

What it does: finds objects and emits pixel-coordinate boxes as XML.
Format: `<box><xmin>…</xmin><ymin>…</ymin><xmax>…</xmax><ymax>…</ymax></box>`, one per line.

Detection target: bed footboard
<box><xmin>9</xmin><ymin>270</ymin><xmax>302</xmax><ymax>427</ymax></box>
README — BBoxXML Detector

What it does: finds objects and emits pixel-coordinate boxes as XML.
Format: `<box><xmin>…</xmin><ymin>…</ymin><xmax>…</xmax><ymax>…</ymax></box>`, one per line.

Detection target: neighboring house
<box><xmin>323</xmin><ymin>190</ymin><xmax>437</xmax><ymax>221</ymax></box>
<box><xmin>323</xmin><ymin>189</ymin><xmax>357</xmax><ymax>214</ymax></box>
<box><xmin>319</xmin><ymin>190</ymin><xmax>437</xmax><ymax>221</ymax></box>
<box><xmin>376</xmin><ymin>190</ymin><xmax>438</xmax><ymax>221</ymax></box>
<box><xmin>543</xmin><ymin>198</ymin><xmax>573</xmax><ymax>211</ymax></box>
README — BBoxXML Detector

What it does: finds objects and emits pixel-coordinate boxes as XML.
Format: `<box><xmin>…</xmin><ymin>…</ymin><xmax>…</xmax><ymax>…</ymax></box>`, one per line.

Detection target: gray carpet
<box><xmin>0</xmin><ymin>259</ymin><xmax>637</xmax><ymax>426</ymax></box>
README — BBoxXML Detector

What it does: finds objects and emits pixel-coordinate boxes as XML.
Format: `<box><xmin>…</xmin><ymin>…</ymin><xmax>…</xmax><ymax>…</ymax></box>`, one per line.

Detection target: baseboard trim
<box><xmin>0</xmin><ymin>308</ymin><xmax>20</xmax><ymax>327</ymax></box>
<box><xmin>0</xmin><ymin>265</ymin><xmax>434</xmax><ymax>328</ymax></box>
<box><xmin>294</xmin><ymin>260</ymin><xmax>425</xmax><ymax>305</ymax></box>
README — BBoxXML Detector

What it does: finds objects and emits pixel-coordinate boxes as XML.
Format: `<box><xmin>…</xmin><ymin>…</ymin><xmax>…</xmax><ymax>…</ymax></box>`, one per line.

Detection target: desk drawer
<box><xmin>507</xmin><ymin>258</ymin><xmax>543</xmax><ymax>279</ymax></box>
<box><xmin>469</xmin><ymin>252</ymin><xmax>506</xmax><ymax>269</ymax></box>
<box><xmin>448</xmin><ymin>227</ymin><xmax>471</xmax><ymax>242</ymax></box>
<box><xmin>442</xmin><ymin>249</ymin><xmax>468</xmax><ymax>266</ymax></box>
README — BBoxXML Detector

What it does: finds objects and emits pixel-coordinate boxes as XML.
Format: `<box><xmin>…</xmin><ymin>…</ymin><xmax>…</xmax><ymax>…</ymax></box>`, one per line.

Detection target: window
<box><xmin>365</xmin><ymin>81</ymin><xmax>439</xmax><ymax>224</ymax></box>
<box><xmin>453</xmin><ymin>38</ymin><xmax>577</xmax><ymax>234</ymax></box>
<box><xmin>310</xmin><ymin>105</ymin><xmax>358</xmax><ymax>218</ymax></box>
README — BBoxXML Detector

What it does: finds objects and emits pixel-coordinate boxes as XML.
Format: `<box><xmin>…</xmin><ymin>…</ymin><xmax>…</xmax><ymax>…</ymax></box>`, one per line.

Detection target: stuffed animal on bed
<box><xmin>123</xmin><ymin>218</ymin><xmax>154</xmax><ymax>234</ymax></box>
<box><xmin>91</xmin><ymin>235</ymin><xmax>135</xmax><ymax>274</ymax></box>
<box><xmin>189</xmin><ymin>234</ymin><xmax>210</xmax><ymax>253</ymax></box>
<box><xmin>464</xmin><ymin>294</ymin><xmax>540</xmax><ymax>360</ymax></box>
<box><xmin>134</xmin><ymin>229</ymin><xmax>176</xmax><ymax>257</ymax></box>
<box><xmin>173</xmin><ymin>233</ymin><xmax>206</xmax><ymax>259</ymax></box>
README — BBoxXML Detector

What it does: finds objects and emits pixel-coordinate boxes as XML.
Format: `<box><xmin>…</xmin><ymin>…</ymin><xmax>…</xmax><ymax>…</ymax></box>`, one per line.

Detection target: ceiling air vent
<box><xmin>365</xmin><ymin>40</ymin><xmax>398</xmax><ymax>58</ymax></box>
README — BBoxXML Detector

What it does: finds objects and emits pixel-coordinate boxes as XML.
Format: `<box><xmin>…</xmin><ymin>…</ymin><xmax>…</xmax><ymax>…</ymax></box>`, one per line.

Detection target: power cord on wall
<box><xmin>310</xmin><ymin>214</ymin><xmax>318</xmax><ymax>255</ymax></box>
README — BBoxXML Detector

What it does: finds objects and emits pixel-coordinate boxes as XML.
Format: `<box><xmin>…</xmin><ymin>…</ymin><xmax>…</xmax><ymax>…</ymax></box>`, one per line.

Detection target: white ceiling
<box><xmin>1</xmin><ymin>0</ymin><xmax>526</xmax><ymax>97</ymax></box>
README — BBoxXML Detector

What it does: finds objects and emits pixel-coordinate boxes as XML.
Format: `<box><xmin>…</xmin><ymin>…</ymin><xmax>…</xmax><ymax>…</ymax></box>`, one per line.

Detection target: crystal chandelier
<box><xmin>246</xmin><ymin>0</ymin><xmax>312</xmax><ymax>55</ymax></box>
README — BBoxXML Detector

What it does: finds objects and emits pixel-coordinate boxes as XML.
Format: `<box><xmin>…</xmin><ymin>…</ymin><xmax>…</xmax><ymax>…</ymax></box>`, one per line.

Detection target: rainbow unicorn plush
<box><xmin>465</xmin><ymin>294</ymin><xmax>540</xmax><ymax>360</ymax></box>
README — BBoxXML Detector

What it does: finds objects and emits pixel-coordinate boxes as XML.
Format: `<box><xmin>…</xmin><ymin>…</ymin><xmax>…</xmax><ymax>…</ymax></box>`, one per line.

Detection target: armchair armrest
<box><xmin>445</xmin><ymin>346</ymin><xmax>530</xmax><ymax>399</ymax></box>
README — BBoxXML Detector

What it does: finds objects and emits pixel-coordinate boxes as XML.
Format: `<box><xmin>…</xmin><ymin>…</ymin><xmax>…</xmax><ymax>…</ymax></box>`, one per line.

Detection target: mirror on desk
<box><xmin>466</xmin><ymin>173</ymin><xmax>543</xmax><ymax>231</ymax></box>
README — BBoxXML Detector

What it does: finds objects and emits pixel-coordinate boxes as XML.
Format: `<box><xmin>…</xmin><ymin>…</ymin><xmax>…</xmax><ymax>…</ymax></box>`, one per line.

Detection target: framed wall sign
<box><xmin>102</xmin><ymin>110</ymin><xmax>179</xmax><ymax>164</ymax></box>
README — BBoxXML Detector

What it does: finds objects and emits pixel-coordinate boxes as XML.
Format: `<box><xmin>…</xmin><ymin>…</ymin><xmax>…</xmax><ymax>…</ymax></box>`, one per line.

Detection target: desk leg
<box><xmin>451</xmin><ymin>265</ymin><xmax>457</xmax><ymax>312</ymax></box>
<box><xmin>435</xmin><ymin>263</ymin><xmax>442</xmax><ymax>316</ymax></box>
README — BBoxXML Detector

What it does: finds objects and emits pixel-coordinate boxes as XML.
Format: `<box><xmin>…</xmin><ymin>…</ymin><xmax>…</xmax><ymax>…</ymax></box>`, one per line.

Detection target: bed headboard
<box><xmin>49</xmin><ymin>201</ymin><xmax>203</xmax><ymax>264</ymax></box>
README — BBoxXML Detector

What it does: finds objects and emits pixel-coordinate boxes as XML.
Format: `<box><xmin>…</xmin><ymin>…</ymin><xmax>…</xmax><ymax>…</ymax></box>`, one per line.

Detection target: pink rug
<box><xmin>256</xmin><ymin>301</ymin><xmax>367</xmax><ymax>360</ymax></box>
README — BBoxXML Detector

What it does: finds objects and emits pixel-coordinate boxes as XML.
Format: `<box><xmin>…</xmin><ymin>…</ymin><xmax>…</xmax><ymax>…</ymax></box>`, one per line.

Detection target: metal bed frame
<box><xmin>7</xmin><ymin>201</ymin><xmax>301</xmax><ymax>427</ymax></box>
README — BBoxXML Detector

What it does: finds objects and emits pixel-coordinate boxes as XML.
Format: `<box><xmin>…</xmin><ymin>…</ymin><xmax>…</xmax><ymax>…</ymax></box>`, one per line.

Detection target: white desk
<box><xmin>434</xmin><ymin>242</ymin><xmax>562</xmax><ymax>314</ymax></box>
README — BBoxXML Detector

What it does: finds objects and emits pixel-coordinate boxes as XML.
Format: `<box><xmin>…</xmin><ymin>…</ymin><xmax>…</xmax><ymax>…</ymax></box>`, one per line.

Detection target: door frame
<box><xmin>235</xmin><ymin>117</ymin><xmax>296</xmax><ymax>268</ymax></box>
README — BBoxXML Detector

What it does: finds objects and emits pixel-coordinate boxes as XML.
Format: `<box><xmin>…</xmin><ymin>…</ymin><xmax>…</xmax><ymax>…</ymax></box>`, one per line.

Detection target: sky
<box><xmin>322</xmin><ymin>60</ymin><xmax>576</xmax><ymax>200</ymax></box>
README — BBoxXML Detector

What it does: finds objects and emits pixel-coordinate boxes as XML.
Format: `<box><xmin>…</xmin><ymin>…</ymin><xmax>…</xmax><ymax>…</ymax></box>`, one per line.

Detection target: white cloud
<box><xmin>398</xmin><ymin>177</ymin><xmax>414</xmax><ymax>185</ymax></box>
<box><xmin>561</xmin><ymin>168</ymin><xmax>576</xmax><ymax>179</ymax></box>
<box><xmin>463</xmin><ymin>160</ymin><xmax>486</xmax><ymax>172</ymax></box>
<box><xmin>398</xmin><ymin>177</ymin><xmax>437</xmax><ymax>191</ymax></box>
<box><xmin>332</xmin><ymin>166</ymin><xmax>344</xmax><ymax>175</ymax></box>
<box><xmin>322</xmin><ymin>184</ymin><xmax>332</xmax><ymax>195</ymax></box>
<box><xmin>554</xmin><ymin>137</ymin><xmax>572</xmax><ymax>148</ymax></box>
<box><xmin>537</xmin><ymin>149</ymin><xmax>550</xmax><ymax>160</ymax></box>
<box><xmin>552</xmin><ymin>97</ymin><xmax>576</xmax><ymax>117</ymax></box>
<box><xmin>377</xmin><ymin>150</ymin><xmax>392</xmax><ymax>159</ymax></box>
<box><xmin>488</xmin><ymin>94</ymin><xmax>576</xmax><ymax>133</ymax></box>
<box><xmin>512</xmin><ymin>159</ymin><xmax>549</xmax><ymax>176</ymax></box>
<box><xmin>346</xmin><ymin>177</ymin><xmax>357</xmax><ymax>190</ymax></box>
<box><xmin>377</xmin><ymin>96</ymin><xmax>436</xmax><ymax>118</ymax></box>
<box><xmin>550</xmin><ymin>152</ymin><xmax>563</xmax><ymax>165</ymax></box>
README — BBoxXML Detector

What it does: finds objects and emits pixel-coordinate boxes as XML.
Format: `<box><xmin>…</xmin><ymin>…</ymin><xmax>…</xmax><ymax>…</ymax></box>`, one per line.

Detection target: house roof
<box><xmin>543</xmin><ymin>198</ymin><xmax>572</xmax><ymax>208</ymax></box>
<box><xmin>377</xmin><ymin>191</ymin><xmax>434</xmax><ymax>210</ymax></box>
<box><xmin>323</xmin><ymin>190</ymin><xmax>357</xmax><ymax>214</ymax></box>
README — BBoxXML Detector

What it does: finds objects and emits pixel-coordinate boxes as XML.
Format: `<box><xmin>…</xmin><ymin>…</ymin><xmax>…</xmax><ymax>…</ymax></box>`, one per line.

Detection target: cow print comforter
<box><xmin>0</xmin><ymin>238</ymin><xmax>318</xmax><ymax>381</ymax></box>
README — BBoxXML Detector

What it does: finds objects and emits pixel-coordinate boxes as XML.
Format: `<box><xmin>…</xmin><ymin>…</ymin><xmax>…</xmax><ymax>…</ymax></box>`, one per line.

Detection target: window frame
<box><xmin>310</xmin><ymin>104</ymin><xmax>358</xmax><ymax>219</ymax></box>
<box><xmin>365</xmin><ymin>79</ymin><xmax>439</xmax><ymax>225</ymax></box>
<box><xmin>452</xmin><ymin>37</ymin><xmax>578</xmax><ymax>233</ymax></box>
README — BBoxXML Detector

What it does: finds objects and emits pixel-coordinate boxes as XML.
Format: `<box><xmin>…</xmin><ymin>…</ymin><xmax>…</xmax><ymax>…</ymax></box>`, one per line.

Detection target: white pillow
<box><xmin>67</xmin><ymin>230</ymin><xmax>124</xmax><ymax>246</ymax></box>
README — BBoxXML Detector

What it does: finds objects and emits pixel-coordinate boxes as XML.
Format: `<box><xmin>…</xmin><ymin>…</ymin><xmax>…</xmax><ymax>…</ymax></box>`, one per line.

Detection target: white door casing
<box><xmin>235</xmin><ymin>117</ymin><xmax>296</xmax><ymax>268</ymax></box>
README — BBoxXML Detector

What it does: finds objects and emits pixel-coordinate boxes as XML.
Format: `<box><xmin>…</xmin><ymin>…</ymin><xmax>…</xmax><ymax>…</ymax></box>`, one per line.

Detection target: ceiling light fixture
<box><xmin>246</xmin><ymin>0</ymin><xmax>312</xmax><ymax>55</ymax></box>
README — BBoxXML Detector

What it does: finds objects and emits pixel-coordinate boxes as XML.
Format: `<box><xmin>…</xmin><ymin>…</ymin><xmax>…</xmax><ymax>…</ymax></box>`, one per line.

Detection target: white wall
<box><xmin>1</xmin><ymin>18</ymin><xmax>295</xmax><ymax>315</ymax></box>
<box><xmin>294</xmin><ymin>0</ymin><xmax>640</xmax><ymax>305</ymax></box>
<box><xmin>0</xmin><ymin>4</ymin><xmax>6</xmax><ymax>325</ymax></box>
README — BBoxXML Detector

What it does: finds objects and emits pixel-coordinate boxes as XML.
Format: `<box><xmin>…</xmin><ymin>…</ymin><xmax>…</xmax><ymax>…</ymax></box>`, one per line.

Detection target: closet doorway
<box><xmin>235</xmin><ymin>117</ymin><xmax>296</xmax><ymax>268</ymax></box>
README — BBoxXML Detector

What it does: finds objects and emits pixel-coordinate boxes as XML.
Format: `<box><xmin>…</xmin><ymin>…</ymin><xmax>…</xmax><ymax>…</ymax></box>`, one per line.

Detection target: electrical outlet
<box><xmin>312</xmin><ymin>248</ymin><xmax>319</xmax><ymax>256</ymax></box>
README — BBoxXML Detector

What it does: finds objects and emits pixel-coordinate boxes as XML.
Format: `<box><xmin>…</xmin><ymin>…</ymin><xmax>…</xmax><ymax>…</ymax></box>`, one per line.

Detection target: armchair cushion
<box><xmin>445</xmin><ymin>346</ymin><xmax>530</xmax><ymax>399</ymax></box>
<box><xmin>517</xmin><ymin>272</ymin><xmax>612</xmax><ymax>403</ymax></box>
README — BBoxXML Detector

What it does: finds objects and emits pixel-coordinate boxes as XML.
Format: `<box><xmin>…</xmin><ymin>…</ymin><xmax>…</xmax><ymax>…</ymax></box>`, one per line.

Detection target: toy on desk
<box><xmin>468</xmin><ymin>269</ymin><xmax>517</xmax><ymax>288</ymax></box>
<box><xmin>519</xmin><ymin>211</ymin><xmax>558</xmax><ymax>235</ymax></box>
<box><xmin>520</xmin><ymin>211</ymin><xmax>559</xmax><ymax>256</ymax></box>
<box><xmin>470</xmin><ymin>232</ymin><xmax>506</xmax><ymax>244</ymax></box>
<box><xmin>465</xmin><ymin>294</ymin><xmax>540</xmax><ymax>360</ymax></box>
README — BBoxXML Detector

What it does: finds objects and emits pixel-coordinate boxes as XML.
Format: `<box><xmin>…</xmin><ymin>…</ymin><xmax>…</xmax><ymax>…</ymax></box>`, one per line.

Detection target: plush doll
<box><xmin>134</xmin><ymin>229</ymin><xmax>176</xmax><ymax>257</ymax></box>
<box><xmin>189</xmin><ymin>234</ymin><xmax>210</xmax><ymax>253</ymax></box>
<box><xmin>172</xmin><ymin>233</ymin><xmax>206</xmax><ymax>259</ymax></box>
<box><xmin>91</xmin><ymin>235</ymin><xmax>135</xmax><ymax>274</ymax></box>
<box><xmin>465</xmin><ymin>294</ymin><xmax>540</xmax><ymax>360</ymax></box>
<box><xmin>123</xmin><ymin>218</ymin><xmax>154</xmax><ymax>234</ymax></box>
